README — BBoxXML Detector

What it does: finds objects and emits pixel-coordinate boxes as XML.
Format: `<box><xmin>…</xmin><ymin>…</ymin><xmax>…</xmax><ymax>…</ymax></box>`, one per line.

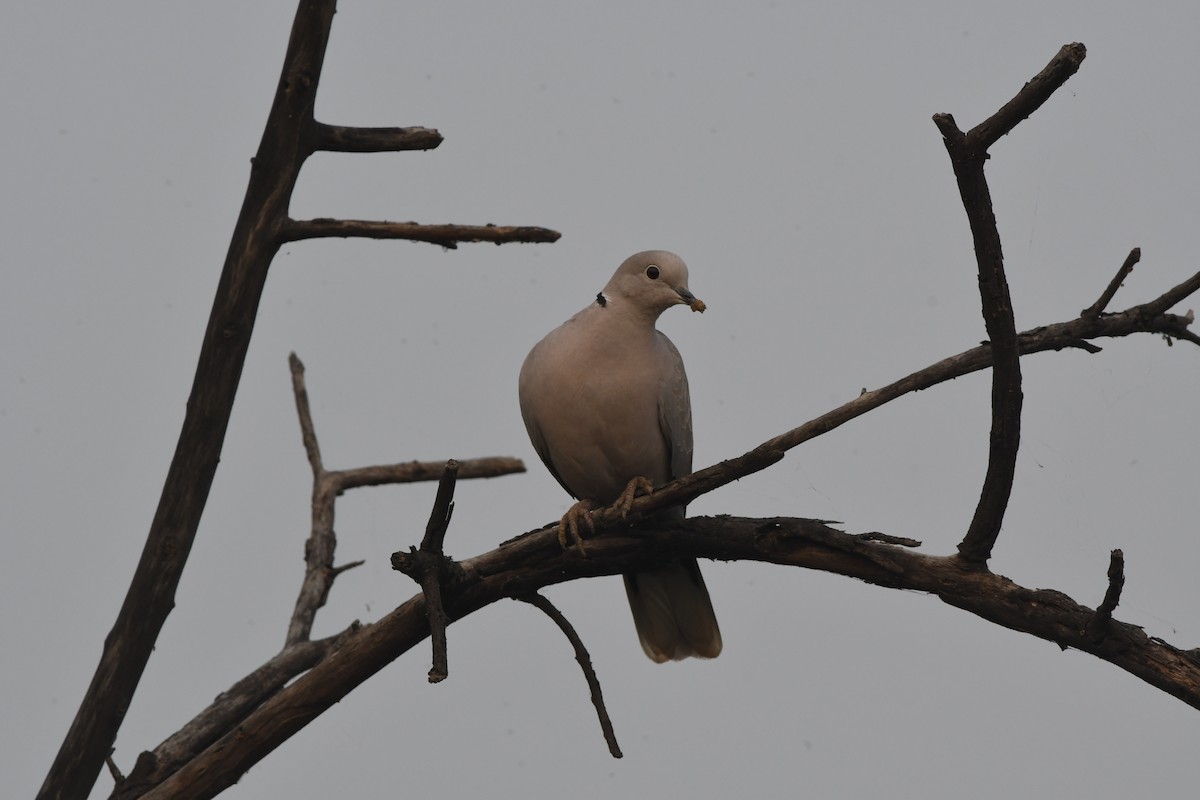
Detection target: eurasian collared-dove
<box><xmin>518</xmin><ymin>250</ymin><xmax>722</xmax><ymax>663</ymax></box>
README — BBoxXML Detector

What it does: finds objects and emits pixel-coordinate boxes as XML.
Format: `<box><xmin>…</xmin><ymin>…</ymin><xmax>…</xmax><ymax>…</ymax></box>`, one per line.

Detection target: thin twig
<box><xmin>1083</xmin><ymin>248</ymin><xmax>1141</xmax><ymax>318</ymax></box>
<box><xmin>104</xmin><ymin>751</ymin><xmax>124</xmax><ymax>785</ymax></box>
<box><xmin>286</xmin><ymin>353</ymin><xmax>342</xmax><ymax>646</ymax></box>
<box><xmin>1088</xmin><ymin>549</ymin><xmax>1126</xmax><ymax>642</ymax></box>
<box><xmin>288</xmin><ymin>353</ymin><xmax>323</xmax><ymax>475</ymax></box>
<box><xmin>282</xmin><ymin>219</ymin><xmax>562</xmax><ymax>248</ymax></box>
<box><xmin>518</xmin><ymin>593</ymin><xmax>622</xmax><ymax>758</ymax></box>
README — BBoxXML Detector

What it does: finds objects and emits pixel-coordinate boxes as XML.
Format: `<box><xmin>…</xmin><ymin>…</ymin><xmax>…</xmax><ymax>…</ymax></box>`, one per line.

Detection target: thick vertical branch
<box><xmin>938</xmin><ymin>124</ymin><xmax>1024</xmax><ymax>563</ymax></box>
<box><xmin>38</xmin><ymin>4</ymin><xmax>337</xmax><ymax>798</ymax></box>
<box><xmin>933</xmin><ymin>43</ymin><xmax>1086</xmax><ymax>565</ymax></box>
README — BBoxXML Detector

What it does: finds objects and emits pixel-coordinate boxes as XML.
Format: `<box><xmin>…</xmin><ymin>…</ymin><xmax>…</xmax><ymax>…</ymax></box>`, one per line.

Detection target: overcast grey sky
<box><xmin>5</xmin><ymin>2</ymin><xmax>1199</xmax><ymax>798</ymax></box>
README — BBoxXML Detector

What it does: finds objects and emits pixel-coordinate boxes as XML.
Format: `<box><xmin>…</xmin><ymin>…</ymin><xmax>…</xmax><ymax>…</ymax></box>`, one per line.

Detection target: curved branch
<box><xmin>517</xmin><ymin>594</ymin><xmax>622</xmax><ymax>759</ymax></box>
<box><xmin>134</xmin><ymin>514</ymin><xmax>1200</xmax><ymax>800</ymax></box>
<box><xmin>932</xmin><ymin>46</ymin><xmax>1089</xmax><ymax>565</ymax></box>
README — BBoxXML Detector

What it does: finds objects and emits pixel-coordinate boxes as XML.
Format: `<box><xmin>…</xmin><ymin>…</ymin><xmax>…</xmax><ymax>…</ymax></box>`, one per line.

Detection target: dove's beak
<box><xmin>676</xmin><ymin>286</ymin><xmax>706</xmax><ymax>313</ymax></box>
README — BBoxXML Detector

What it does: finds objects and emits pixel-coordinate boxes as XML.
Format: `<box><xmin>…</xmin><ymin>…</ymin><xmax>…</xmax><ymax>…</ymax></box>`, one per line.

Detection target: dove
<box><xmin>518</xmin><ymin>250</ymin><xmax>721</xmax><ymax>662</ymax></box>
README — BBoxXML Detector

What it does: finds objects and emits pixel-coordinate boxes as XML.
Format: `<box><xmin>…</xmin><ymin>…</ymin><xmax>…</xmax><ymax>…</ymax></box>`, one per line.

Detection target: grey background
<box><xmin>5</xmin><ymin>2</ymin><xmax>1198</xmax><ymax>797</ymax></box>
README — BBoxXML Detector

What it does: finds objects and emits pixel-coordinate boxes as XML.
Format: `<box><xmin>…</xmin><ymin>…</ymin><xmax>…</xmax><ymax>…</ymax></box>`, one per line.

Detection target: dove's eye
<box><xmin>645</xmin><ymin>265</ymin><xmax>661</xmax><ymax>280</ymax></box>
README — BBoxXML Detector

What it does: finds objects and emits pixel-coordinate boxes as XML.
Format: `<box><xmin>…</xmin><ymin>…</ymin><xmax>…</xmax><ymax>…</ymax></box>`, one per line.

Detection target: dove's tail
<box><xmin>623</xmin><ymin>559</ymin><xmax>722</xmax><ymax>663</ymax></box>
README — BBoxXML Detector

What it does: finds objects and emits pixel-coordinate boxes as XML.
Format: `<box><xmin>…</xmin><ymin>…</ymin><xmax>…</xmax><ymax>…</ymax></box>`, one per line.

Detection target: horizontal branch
<box><xmin>312</xmin><ymin>122</ymin><xmax>442</xmax><ymax>153</ymax></box>
<box><xmin>135</xmin><ymin>514</ymin><xmax>1200</xmax><ymax>799</ymax></box>
<box><xmin>282</xmin><ymin>218</ymin><xmax>562</xmax><ymax>248</ymax></box>
<box><xmin>332</xmin><ymin>457</ymin><xmax>525</xmax><ymax>492</ymax></box>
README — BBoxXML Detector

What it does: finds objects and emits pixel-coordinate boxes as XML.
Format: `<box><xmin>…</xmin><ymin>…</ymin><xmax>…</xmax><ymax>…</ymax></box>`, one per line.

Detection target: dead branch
<box><xmin>403</xmin><ymin>462</ymin><xmax>461</xmax><ymax>682</ymax></box>
<box><xmin>312</xmin><ymin>123</ymin><xmax>443</xmax><ymax>152</ymax></box>
<box><xmin>569</xmin><ymin>268</ymin><xmax>1199</xmax><ymax>536</ymax></box>
<box><xmin>111</xmin><ymin>627</ymin><xmax>358</xmax><ymax>800</ymax></box>
<box><xmin>333</xmin><ymin>458</ymin><xmax>526</xmax><ymax>489</ymax></box>
<box><xmin>1084</xmin><ymin>248</ymin><xmax>1141</xmax><ymax>318</ymax></box>
<box><xmin>283</xmin><ymin>219</ymin><xmax>561</xmax><ymax>248</ymax></box>
<box><xmin>38</xmin><ymin>2</ymin><xmax>558</xmax><ymax>796</ymax></box>
<box><xmin>932</xmin><ymin>43</ymin><xmax>1087</xmax><ymax>565</ymax></box>
<box><xmin>133</xmin><ymin>513</ymin><xmax>1200</xmax><ymax>800</ymax></box>
<box><xmin>109</xmin><ymin>355</ymin><xmax>523</xmax><ymax>797</ymax></box>
<box><xmin>1088</xmin><ymin>549</ymin><xmax>1127</xmax><ymax>642</ymax></box>
<box><xmin>517</xmin><ymin>593</ymin><xmax>622</xmax><ymax>758</ymax></box>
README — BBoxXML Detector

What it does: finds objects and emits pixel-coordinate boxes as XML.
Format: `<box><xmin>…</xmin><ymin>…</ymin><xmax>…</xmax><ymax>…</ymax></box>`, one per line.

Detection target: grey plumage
<box><xmin>518</xmin><ymin>250</ymin><xmax>722</xmax><ymax>662</ymax></box>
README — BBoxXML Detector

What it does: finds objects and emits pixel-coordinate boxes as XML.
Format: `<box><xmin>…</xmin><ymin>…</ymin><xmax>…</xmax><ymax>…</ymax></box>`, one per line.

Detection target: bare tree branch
<box><xmin>312</xmin><ymin>123</ymin><xmax>443</xmax><ymax>152</ymax></box>
<box><xmin>565</xmin><ymin>273</ymin><xmax>1199</xmax><ymax>537</ymax></box>
<box><xmin>282</xmin><ymin>218</ymin><xmax>562</xmax><ymax>248</ymax></box>
<box><xmin>111</xmin><ymin>627</ymin><xmax>358</xmax><ymax>800</ymax></box>
<box><xmin>411</xmin><ymin>462</ymin><xmax>461</xmax><ymax>682</ymax></box>
<box><xmin>517</xmin><ymin>593</ymin><xmax>622</xmax><ymax>758</ymax></box>
<box><xmin>133</xmin><ymin>513</ymin><xmax>1200</xmax><ymax>800</ymax></box>
<box><xmin>1083</xmin><ymin>248</ymin><xmax>1141</xmax><ymax>318</ymax></box>
<box><xmin>286</xmin><ymin>353</ymin><xmax>358</xmax><ymax>645</ymax></box>
<box><xmin>1088</xmin><ymin>549</ymin><xmax>1127</xmax><ymax>642</ymax></box>
<box><xmin>930</xmin><ymin>45</ymin><xmax>1088</xmax><ymax>565</ymax></box>
<box><xmin>961</xmin><ymin>42</ymin><xmax>1088</xmax><ymax>151</ymax></box>
<box><xmin>334</xmin><ymin>457</ymin><xmax>526</xmax><ymax>489</ymax></box>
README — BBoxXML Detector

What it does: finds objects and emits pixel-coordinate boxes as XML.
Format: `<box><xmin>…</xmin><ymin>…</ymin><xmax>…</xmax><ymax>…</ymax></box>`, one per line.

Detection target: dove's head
<box><xmin>603</xmin><ymin>250</ymin><xmax>706</xmax><ymax>316</ymax></box>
